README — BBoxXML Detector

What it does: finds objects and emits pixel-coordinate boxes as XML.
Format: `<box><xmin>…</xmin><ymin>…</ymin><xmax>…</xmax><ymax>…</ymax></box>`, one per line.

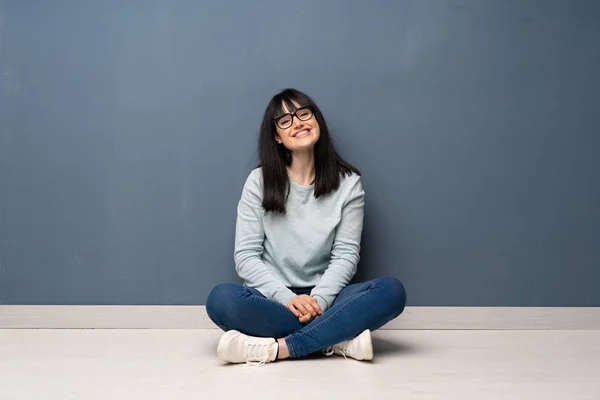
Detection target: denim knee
<box><xmin>376</xmin><ymin>276</ymin><xmax>407</xmax><ymax>318</ymax></box>
<box><xmin>206</xmin><ymin>282</ymin><xmax>241</xmax><ymax>323</ymax></box>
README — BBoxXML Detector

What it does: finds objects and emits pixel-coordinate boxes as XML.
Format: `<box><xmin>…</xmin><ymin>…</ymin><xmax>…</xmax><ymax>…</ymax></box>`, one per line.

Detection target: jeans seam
<box><xmin>335</xmin><ymin>281</ymin><xmax>375</xmax><ymax>304</ymax></box>
<box><xmin>289</xmin><ymin>282</ymin><xmax>376</xmax><ymax>342</ymax></box>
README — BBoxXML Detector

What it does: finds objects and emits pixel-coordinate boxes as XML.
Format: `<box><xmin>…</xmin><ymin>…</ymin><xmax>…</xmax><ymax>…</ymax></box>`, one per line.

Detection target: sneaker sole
<box><xmin>217</xmin><ymin>330</ymin><xmax>241</xmax><ymax>363</ymax></box>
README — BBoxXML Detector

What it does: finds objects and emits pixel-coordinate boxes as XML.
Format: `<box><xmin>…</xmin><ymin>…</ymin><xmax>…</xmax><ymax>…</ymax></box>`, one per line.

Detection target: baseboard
<box><xmin>1</xmin><ymin>306</ymin><xmax>599</xmax><ymax>330</ymax></box>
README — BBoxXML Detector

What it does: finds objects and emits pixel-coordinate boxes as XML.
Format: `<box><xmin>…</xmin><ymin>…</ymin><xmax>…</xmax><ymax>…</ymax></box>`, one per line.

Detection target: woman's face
<box><xmin>274</xmin><ymin>100</ymin><xmax>320</xmax><ymax>153</ymax></box>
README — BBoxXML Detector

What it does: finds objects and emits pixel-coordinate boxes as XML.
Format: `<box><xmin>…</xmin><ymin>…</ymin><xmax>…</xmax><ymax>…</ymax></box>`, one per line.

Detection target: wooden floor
<box><xmin>1</xmin><ymin>329</ymin><xmax>599</xmax><ymax>399</ymax></box>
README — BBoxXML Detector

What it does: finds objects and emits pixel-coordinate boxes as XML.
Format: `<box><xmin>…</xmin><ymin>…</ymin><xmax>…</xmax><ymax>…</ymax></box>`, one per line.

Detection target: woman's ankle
<box><xmin>277</xmin><ymin>338</ymin><xmax>290</xmax><ymax>359</ymax></box>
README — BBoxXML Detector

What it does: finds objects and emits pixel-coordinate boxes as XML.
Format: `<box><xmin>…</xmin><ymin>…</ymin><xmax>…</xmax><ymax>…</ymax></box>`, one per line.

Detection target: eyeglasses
<box><xmin>273</xmin><ymin>106</ymin><xmax>313</xmax><ymax>129</ymax></box>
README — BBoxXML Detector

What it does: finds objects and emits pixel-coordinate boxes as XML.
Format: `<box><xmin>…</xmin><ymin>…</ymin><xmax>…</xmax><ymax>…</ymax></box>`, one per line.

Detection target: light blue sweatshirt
<box><xmin>234</xmin><ymin>167</ymin><xmax>365</xmax><ymax>312</ymax></box>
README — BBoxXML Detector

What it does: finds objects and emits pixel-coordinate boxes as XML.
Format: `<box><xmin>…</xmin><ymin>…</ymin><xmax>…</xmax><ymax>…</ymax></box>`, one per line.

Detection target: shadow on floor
<box><xmin>208</xmin><ymin>330</ymin><xmax>427</xmax><ymax>364</ymax></box>
<box><xmin>372</xmin><ymin>335</ymin><xmax>424</xmax><ymax>357</ymax></box>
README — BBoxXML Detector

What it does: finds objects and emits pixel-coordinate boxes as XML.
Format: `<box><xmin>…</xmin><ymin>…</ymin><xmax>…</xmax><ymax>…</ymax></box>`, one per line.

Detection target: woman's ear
<box><xmin>274</xmin><ymin>135</ymin><xmax>282</xmax><ymax>144</ymax></box>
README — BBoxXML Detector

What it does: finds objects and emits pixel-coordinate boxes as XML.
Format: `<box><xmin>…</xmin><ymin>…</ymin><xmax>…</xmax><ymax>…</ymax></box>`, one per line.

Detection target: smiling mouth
<box><xmin>293</xmin><ymin>129</ymin><xmax>310</xmax><ymax>138</ymax></box>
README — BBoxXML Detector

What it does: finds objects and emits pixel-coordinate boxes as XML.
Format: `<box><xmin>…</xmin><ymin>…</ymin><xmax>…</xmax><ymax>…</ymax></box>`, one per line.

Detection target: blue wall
<box><xmin>1</xmin><ymin>0</ymin><xmax>599</xmax><ymax>305</ymax></box>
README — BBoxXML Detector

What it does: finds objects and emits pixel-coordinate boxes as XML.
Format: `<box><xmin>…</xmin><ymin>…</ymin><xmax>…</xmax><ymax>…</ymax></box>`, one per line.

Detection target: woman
<box><xmin>206</xmin><ymin>88</ymin><xmax>406</xmax><ymax>365</ymax></box>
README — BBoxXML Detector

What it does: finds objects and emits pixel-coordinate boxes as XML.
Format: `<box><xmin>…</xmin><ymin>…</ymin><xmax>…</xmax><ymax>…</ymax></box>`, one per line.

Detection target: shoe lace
<box><xmin>245</xmin><ymin>342</ymin><xmax>272</xmax><ymax>366</ymax></box>
<box><xmin>322</xmin><ymin>342</ymin><xmax>349</xmax><ymax>360</ymax></box>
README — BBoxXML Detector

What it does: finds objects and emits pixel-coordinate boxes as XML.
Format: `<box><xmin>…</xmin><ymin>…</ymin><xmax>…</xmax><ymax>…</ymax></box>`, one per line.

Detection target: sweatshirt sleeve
<box><xmin>234</xmin><ymin>170</ymin><xmax>296</xmax><ymax>306</ymax></box>
<box><xmin>311</xmin><ymin>175</ymin><xmax>365</xmax><ymax>312</ymax></box>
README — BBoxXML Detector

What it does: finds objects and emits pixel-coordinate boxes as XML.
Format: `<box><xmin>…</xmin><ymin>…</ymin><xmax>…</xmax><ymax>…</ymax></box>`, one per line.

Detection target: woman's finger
<box><xmin>294</xmin><ymin>301</ymin><xmax>310</xmax><ymax>316</ymax></box>
<box><xmin>308</xmin><ymin>297</ymin><xmax>323</xmax><ymax>314</ymax></box>
<box><xmin>300</xmin><ymin>299</ymin><xmax>318</xmax><ymax>316</ymax></box>
<box><xmin>287</xmin><ymin>304</ymin><xmax>301</xmax><ymax>318</ymax></box>
<box><xmin>301</xmin><ymin>296</ymin><xmax>319</xmax><ymax>315</ymax></box>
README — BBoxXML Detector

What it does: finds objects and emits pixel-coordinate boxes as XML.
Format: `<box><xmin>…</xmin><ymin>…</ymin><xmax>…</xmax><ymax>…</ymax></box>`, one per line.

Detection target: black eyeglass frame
<box><xmin>273</xmin><ymin>105</ymin><xmax>314</xmax><ymax>129</ymax></box>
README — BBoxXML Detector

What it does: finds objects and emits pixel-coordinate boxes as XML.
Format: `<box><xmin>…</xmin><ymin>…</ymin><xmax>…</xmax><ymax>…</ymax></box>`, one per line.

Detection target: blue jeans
<box><xmin>206</xmin><ymin>277</ymin><xmax>406</xmax><ymax>358</ymax></box>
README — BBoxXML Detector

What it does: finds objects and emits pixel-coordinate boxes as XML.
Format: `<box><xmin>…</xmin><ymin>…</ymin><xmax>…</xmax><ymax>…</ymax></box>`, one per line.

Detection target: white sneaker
<box><xmin>217</xmin><ymin>330</ymin><xmax>278</xmax><ymax>366</ymax></box>
<box><xmin>323</xmin><ymin>329</ymin><xmax>373</xmax><ymax>361</ymax></box>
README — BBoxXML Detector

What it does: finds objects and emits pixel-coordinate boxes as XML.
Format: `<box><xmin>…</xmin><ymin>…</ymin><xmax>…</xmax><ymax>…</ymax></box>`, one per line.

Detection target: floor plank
<box><xmin>0</xmin><ymin>329</ymin><xmax>599</xmax><ymax>399</ymax></box>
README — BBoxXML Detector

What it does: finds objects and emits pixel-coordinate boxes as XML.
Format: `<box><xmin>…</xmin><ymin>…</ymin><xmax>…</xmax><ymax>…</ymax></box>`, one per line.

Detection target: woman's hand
<box><xmin>286</xmin><ymin>295</ymin><xmax>322</xmax><ymax>323</ymax></box>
